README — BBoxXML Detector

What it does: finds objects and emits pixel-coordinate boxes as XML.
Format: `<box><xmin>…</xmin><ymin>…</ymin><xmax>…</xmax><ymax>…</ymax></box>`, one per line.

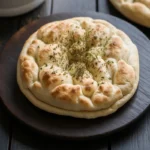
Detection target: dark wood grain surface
<box><xmin>0</xmin><ymin>0</ymin><xmax>150</xmax><ymax>150</ymax></box>
<box><xmin>0</xmin><ymin>12</ymin><xmax>20</xmax><ymax>150</ymax></box>
<box><xmin>0</xmin><ymin>101</ymin><xmax>10</xmax><ymax>150</ymax></box>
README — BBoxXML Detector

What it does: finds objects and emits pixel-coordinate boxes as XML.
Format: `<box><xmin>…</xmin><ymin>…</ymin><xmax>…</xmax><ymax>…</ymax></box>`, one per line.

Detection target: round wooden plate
<box><xmin>0</xmin><ymin>12</ymin><xmax>150</xmax><ymax>139</ymax></box>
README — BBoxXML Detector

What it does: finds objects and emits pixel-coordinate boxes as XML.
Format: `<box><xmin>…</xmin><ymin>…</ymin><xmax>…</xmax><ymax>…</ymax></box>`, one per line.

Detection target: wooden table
<box><xmin>0</xmin><ymin>0</ymin><xmax>150</xmax><ymax>149</ymax></box>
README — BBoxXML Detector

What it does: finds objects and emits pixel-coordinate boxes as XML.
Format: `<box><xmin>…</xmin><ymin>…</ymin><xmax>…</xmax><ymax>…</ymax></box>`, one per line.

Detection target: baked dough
<box><xmin>110</xmin><ymin>0</ymin><xmax>150</xmax><ymax>27</ymax></box>
<box><xmin>17</xmin><ymin>17</ymin><xmax>139</xmax><ymax>119</ymax></box>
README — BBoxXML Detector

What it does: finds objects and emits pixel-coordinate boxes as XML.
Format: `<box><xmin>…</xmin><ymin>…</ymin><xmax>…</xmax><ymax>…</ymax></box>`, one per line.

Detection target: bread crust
<box><xmin>17</xmin><ymin>17</ymin><xmax>139</xmax><ymax>118</ymax></box>
<box><xmin>110</xmin><ymin>0</ymin><xmax>150</xmax><ymax>27</ymax></box>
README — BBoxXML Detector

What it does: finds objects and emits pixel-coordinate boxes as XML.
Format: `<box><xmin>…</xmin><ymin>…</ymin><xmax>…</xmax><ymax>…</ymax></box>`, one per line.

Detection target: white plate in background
<box><xmin>0</xmin><ymin>0</ymin><xmax>45</xmax><ymax>17</ymax></box>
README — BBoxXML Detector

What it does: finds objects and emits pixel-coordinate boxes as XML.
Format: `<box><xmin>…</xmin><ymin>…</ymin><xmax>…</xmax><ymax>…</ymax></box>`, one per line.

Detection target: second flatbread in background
<box><xmin>110</xmin><ymin>0</ymin><xmax>150</xmax><ymax>27</ymax></box>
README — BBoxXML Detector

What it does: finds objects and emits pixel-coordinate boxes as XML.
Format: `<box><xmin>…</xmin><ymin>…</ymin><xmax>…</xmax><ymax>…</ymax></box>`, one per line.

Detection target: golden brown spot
<box><xmin>62</xmin><ymin>86</ymin><xmax>67</xmax><ymax>92</ymax></box>
<box><xmin>103</xmin><ymin>96</ymin><xmax>108</xmax><ymax>101</ymax></box>
<box><xmin>116</xmin><ymin>89</ymin><xmax>121</xmax><ymax>95</ymax></box>
<box><xmin>33</xmin><ymin>82</ymin><xmax>42</xmax><ymax>89</ymax></box>
<box><xmin>51</xmin><ymin>90</ymin><xmax>59</xmax><ymax>97</ymax></box>
<box><xmin>22</xmin><ymin>71</ymin><xmax>33</xmax><ymax>84</ymax></box>
<box><xmin>93</xmin><ymin>97</ymin><xmax>103</xmax><ymax>104</ymax></box>
<box><xmin>99</xmin><ymin>83</ymin><xmax>113</xmax><ymax>96</ymax></box>
<box><xmin>47</xmin><ymin>79</ymin><xmax>52</xmax><ymax>85</ymax></box>
<box><xmin>43</xmin><ymin>72</ymin><xmax>50</xmax><ymax>82</ymax></box>
<box><xmin>42</xmin><ymin>72</ymin><xmax>51</xmax><ymax>87</ymax></box>
<box><xmin>22</xmin><ymin>61</ymin><xmax>30</xmax><ymax>68</ymax></box>
<box><xmin>51</xmin><ymin>85</ymin><xmax>81</xmax><ymax>103</ymax></box>
<box><xmin>39</xmin><ymin>48</ymin><xmax>51</xmax><ymax>60</ymax></box>
<box><xmin>71</xmin><ymin>89</ymin><xmax>76</xmax><ymax>93</ymax></box>
<box><xmin>32</xmin><ymin>40</ymin><xmax>38</xmax><ymax>44</ymax></box>
<box><xmin>20</xmin><ymin>56</ymin><xmax>37</xmax><ymax>85</ymax></box>
<box><xmin>51</xmin><ymin>77</ymin><xmax>59</xmax><ymax>83</ymax></box>
<box><xmin>115</xmin><ymin>60</ymin><xmax>135</xmax><ymax>84</ymax></box>
<box><xmin>99</xmin><ymin>86</ymin><xmax>103</xmax><ymax>91</ymax></box>
<box><xmin>85</xmin><ymin>86</ymin><xmax>91</xmax><ymax>91</ymax></box>
<box><xmin>27</xmin><ymin>48</ymin><xmax>34</xmax><ymax>56</ymax></box>
<box><xmin>58</xmin><ymin>94</ymin><xmax>71</xmax><ymax>102</ymax></box>
<box><xmin>92</xmin><ymin>94</ymin><xmax>109</xmax><ymax>104</ymax></box>
<box><xmin>48</xmin><ymin>31</ymin><xmax>54</xmax><ymax>42</ymax></box>
<box><xmin>20</xmin><ymin>56</ymin><xmax>28</xmax><ymax>63</ymax></box>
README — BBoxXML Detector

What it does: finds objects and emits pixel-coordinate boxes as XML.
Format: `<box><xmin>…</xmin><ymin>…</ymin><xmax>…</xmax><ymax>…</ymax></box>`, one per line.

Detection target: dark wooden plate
<box><xmin>0</xmin><ymin>12</ymin><xmax>150</xmax><ymax>139</ymax></box>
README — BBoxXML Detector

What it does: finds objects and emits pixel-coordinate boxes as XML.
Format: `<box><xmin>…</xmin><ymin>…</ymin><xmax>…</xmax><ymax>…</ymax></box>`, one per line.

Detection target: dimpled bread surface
<box><xmin>17</xmin><ymin>17</ymin><xmax>139</xmax><ymax>118</ymax></box>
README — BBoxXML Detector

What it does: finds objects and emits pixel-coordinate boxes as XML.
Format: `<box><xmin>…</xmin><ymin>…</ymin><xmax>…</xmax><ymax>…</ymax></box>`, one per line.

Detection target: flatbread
<box><xmin>110</xmin><ymin>0</ymin><xmax>150</xmax><ymax>27</ymax></box>
<box><xmin>17</xmin><ymin>17</ymin><xmax>139</xmax><ymax>119</ymax></box>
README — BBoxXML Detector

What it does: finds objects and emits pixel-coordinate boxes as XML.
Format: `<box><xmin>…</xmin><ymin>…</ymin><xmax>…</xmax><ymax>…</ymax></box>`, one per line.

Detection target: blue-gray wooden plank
<box><xmin>110</xmin><ymin>111</ymin><xmax>150</xmax><ymax>150</ymax></box>
<box><xmin>52</xmin><ymin>0</ymin><xmax>96</xmax><ymax>13</ymax></box>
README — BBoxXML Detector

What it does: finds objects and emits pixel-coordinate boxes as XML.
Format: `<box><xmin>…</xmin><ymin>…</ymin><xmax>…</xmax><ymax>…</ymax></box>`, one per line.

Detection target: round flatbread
<box><xmin>110</xmin><ymin>0</ymin><xmax>150</xmax><ymax>27</ymax></box>
<box><xmin>17</xmin><ymin>17</ymin><xmax>139</xmax><ymax>119</ymax></box>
